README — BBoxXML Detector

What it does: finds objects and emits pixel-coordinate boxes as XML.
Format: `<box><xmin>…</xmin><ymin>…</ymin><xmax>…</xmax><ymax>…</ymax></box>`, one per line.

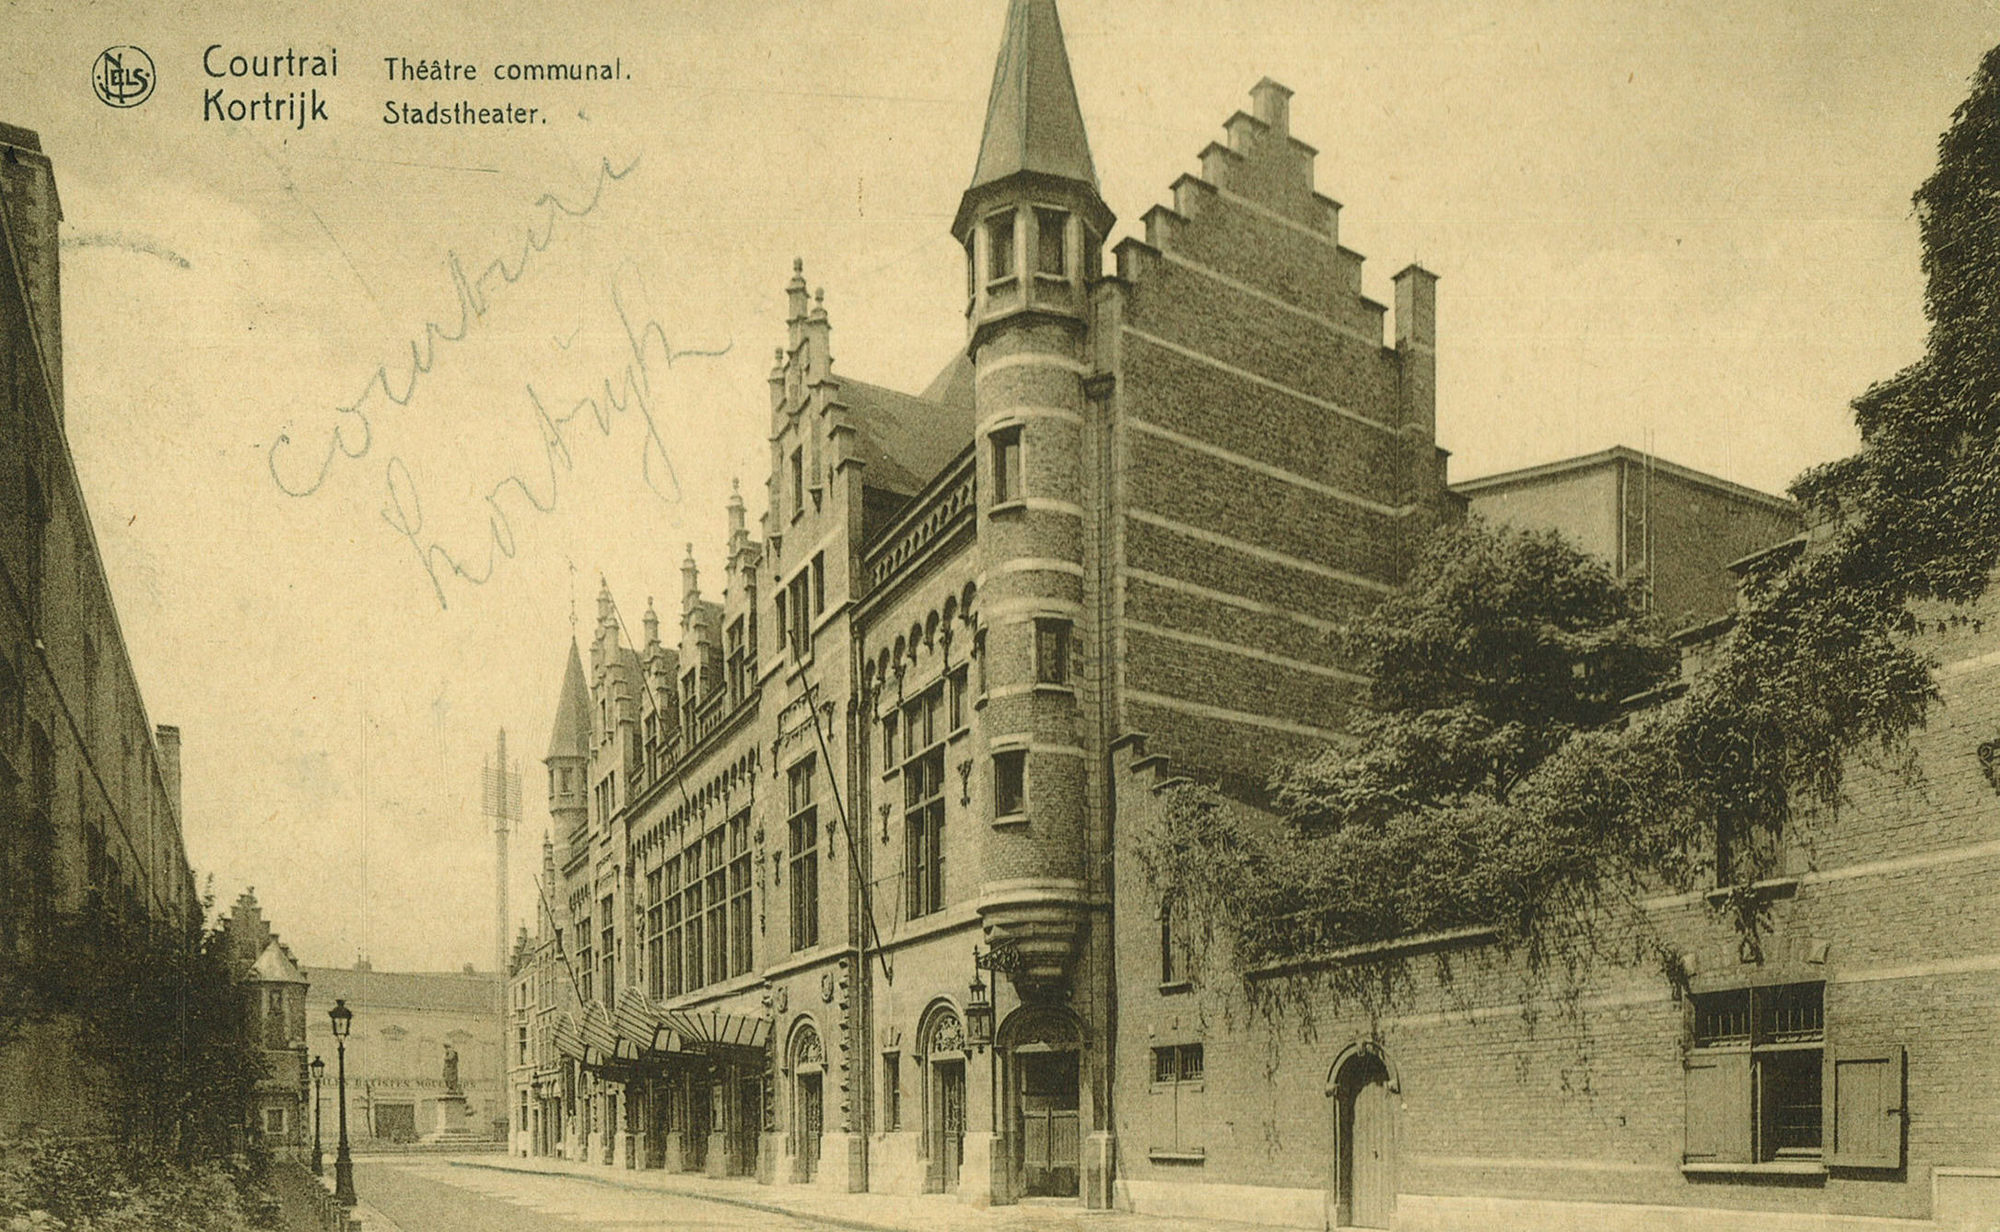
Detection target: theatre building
<box><xmin>507</xmin><ymin>0</ymin><xmax>1457</xmax><ymax>1209</ymax></box>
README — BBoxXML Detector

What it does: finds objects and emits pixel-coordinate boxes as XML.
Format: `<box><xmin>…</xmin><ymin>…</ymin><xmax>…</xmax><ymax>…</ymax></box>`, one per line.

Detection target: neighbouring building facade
<box><xmin>305</xmin><ymin>962</ymin><xmax>506</xmax><ymax>1144</ymax></box>
<box><xmin>1110</xmin><ymin>553</ymin><xmax>2000</xmax><ymax>1232</ymax></box>
<box><xmin>508</xmin><ymin>0</ymin><xmax>1456</xmax><ymax>1209</ymax></box>
<box><xmin>0</xmin><ymin>120</ymin><xmax>202</xmax><ymax>1136</ymax></box>
<box><xmin>1453</xmin><ymin>446</ymin><xmax>1802</xmax><ymax>631</ymax></box>
<box><xmin>218</xmin><ymin>889</ymin><xmax>310</xmax><ymax>1147</ymax></box>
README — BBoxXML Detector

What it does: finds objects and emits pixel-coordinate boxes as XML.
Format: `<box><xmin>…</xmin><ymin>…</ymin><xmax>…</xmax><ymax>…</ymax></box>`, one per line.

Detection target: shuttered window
<box><xmin>1684</xmin><ymin>982</ymin><xmax>1903</xmax><ymax>1171</ymax></box>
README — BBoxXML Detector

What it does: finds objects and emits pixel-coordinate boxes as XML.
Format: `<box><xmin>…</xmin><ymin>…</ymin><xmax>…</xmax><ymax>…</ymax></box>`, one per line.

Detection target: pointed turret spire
<box><xmin>968</xmin><ymin>0</ymin><xmax>1098</xmax><ymax>195</ymax></box>
<box><xmin>953</xmin><ymin>0</ymin><xmax>1113</xmax><ymax>299</ymax></box>
<box><xmin>545</xmin><ymin>639</ymin><xmax>590</xmax><ymax>762</ymax></box>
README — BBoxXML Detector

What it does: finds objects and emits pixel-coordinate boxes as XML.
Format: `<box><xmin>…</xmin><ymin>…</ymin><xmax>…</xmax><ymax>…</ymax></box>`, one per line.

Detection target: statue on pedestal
<box><xmin>442</xmin><ymin>1044</ymin><xmax>461</xmax><ymax>1095</ymax></box>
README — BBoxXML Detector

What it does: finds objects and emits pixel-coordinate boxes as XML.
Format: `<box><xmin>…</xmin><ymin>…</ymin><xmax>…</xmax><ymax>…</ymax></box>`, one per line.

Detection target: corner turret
<box><xmin>544</xmin><ymin>640</ymin><xmax>591</xmax><ymax>857</ymax></box>
<box><xmin>953</xmin><ymin>0</ymin><xmax>1113</xmax><ymax>352</ymax></box>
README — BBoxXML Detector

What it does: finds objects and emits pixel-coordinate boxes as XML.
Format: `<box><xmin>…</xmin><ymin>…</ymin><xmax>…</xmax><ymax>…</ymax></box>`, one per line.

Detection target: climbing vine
<box><xmin>1136</xmin><ymin>43</ymin><xmax>2000</xmax><ymax>1012</ymax></box>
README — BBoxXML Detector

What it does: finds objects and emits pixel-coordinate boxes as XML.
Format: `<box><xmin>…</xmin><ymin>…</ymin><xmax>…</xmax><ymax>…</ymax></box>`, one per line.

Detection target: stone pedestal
<box><xmin>420</xmin><ymin>1093</ymin><xmax>478</xmax><ymax>1144</ymax></box>
<box><xmin>659</xmin><ymin>1130</ymin><xmax>684</xmax><ymax>1173</ymax></box>
<box><xmin>757</xmin><ymin>1132</ymin><xmax>784</xmax><ymax>1184</ymax></box>
<box><xmin>705</xmin><ymin>1130</ymin><xmax>730</xmax><ymax>1178</ymax></box>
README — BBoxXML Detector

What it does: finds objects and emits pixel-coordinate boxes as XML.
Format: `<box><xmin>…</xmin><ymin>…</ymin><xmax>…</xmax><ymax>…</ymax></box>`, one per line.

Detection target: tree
<box><xmin>1141</xmin><ymin>44</ymin><xmax>2000</xmax><ymax>982</ymax></box>
<box><xmin>1276</xmin><ymin>519</ymin><xmax>1675</xmax><ymax>834</ymax></box>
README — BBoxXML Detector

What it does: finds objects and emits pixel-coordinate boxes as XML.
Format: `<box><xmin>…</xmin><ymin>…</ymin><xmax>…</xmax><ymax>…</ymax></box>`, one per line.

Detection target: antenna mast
<box><xmin>483</xmin><ymin>727</ymin><xmax>523</xmax><ymax>975</ymax></box>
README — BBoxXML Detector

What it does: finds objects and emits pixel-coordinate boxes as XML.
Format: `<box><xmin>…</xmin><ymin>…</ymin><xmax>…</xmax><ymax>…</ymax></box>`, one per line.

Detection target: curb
<box><xmin>445</xmin><ymin>1159</ymin><xmax>916</xmax><ymax>1232</ymax></box>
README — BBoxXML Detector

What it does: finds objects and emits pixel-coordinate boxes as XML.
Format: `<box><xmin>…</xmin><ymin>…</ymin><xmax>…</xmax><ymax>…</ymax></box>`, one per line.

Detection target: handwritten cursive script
<box><xmin>265</xmin><ymin>154</ymin><xmax>641</xmax><ymax>499</ymax></box>
<box><xmin>380</xmin><ymin>275</ymin><xmax>730</xmax><ymax>609</ymax></box>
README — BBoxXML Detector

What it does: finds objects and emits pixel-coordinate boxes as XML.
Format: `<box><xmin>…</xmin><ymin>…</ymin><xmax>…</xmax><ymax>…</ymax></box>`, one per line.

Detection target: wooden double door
<box><xmin>1016</xmin><ymin>1049</ymin><xmax>1080</xmax><ymax>1198</ymax></box>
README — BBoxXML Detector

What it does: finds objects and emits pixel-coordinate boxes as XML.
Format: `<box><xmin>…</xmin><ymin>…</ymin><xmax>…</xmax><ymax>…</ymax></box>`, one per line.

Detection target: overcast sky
<box><xmin>4</xmin><ymin>0</ymin><xmax>1994</xmax><ymax>972</ymax></box>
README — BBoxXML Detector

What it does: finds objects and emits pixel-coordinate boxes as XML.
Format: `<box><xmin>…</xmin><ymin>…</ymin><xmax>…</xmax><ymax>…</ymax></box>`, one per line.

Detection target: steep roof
<box><xmin>545</xmin><ymin>639</ymin><xmax>590</xmax><ymax>762</ymax></box>
<box><xmin>252</xmin><ymin>939</ymin><xmax>307</xmax><ymax>986</ymax></box>
<box><xmin>968</xmin><ymin>0</ymin><xmax>1099</xmax><ymax>194</ymax></box>
<box><xmin>844</xmin><ymin>372</ymin><xmax>974</xmax><ymax>499</ymax></box>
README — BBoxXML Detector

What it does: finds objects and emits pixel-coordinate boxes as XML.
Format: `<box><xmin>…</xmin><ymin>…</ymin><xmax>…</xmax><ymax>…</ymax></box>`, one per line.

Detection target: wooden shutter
<box><xmin>1826</xmin><ymin>1046</ymin><xmax>1904</xmax><ymax>1169</ymax></box>
<box><xmin>1684</xmin><ymin>1051</ymin><xmax>1752</xmax><ymax>1163</ymax></box>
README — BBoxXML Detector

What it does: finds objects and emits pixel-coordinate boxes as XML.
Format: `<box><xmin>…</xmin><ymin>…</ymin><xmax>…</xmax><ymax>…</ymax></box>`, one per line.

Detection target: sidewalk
<box><xmin>444</xmin><ymin>1153</ymin><xmax>1309</xmax><ymax>1232</ymax></box>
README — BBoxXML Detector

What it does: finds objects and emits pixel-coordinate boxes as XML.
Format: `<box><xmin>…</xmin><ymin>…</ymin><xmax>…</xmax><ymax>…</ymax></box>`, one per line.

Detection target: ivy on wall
<box><xmin>1137</xmin><ymin>44</ymin><xmax>2000</xmax><ymax>1010</ymax></box>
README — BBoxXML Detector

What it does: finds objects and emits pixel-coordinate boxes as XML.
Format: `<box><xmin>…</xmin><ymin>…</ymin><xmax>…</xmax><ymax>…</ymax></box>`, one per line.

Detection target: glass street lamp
<box><xmin>329</xmin><ymin>999</ymin><xmax>357</xmax><ymax>1206</ymax></box>
<box><xmin>966</xmin><ymin>948</ymin><xmax>993</xmax><ymax>1051</ymax></box>
<box><xmin>309</xmin><ymin>1055</ymin><xmax>325</xmax><ymax>1176</ymax></box>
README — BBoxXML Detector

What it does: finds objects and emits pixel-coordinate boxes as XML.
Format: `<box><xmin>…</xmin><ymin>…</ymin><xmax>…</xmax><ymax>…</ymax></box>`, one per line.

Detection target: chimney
<box><xmin>1250</xmin><ymin>78</ymin><xmax>1293</xmax><ymax>137</ymax></box>
<box><xmin>154</xmin><ymin>725</ymin><xmax>182</xmax><ymax>821</ymax></box>
<box><xmin>0</xmin><ymin>124</ymin><xmax>62</xmax><ymax>423</ymax></box>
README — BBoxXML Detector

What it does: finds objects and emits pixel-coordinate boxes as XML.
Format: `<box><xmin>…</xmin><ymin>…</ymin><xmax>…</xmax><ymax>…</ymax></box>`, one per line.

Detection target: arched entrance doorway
<box><xmin>1000</xmin><ymin>1006</ymin><xmax>1080</xmax><ymax>1200</ymax></box>
<box><xmin>789</xmin><ymin>1022</ymin><xmax>824</xmax><ymax>1182</ymax></box>
<box><xmin>1327</xmin><ymin>1046</ymin><xmax>1396</xmax><ymax>1229</ymax></box>
<box><xmin>917</xmin><ymin>1004</ymin><xmax>967</xmax><ymax>1193</ymax></box>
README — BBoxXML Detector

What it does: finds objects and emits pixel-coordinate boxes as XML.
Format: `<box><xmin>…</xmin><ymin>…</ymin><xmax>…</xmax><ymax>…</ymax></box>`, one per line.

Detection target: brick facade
<box><xmin>1455</xmin><ymin>448</ymin><xmax>1803</xmax><ymax>632</ymax></box>
<box><xmin>0</xmin><ymin>121</ymin><xmax>203</xmax><ymax>1138</ymax></box>
<box><xmin>1109</xmin><ymin>595</ymin><xmax>2000</xmax><ymax>1230</ymax></box>
<box><xmin>506</xmin><ymin>0</ymin><xmax>1457</xmax><ymax>1211</ymax></box>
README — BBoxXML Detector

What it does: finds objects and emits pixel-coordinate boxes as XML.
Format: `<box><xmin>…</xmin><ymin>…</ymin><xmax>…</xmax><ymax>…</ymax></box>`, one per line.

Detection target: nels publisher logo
<box><xmin>92</xmin><ymin>46</ymin><xmax>156</xmax><ymax>108</ymax></box>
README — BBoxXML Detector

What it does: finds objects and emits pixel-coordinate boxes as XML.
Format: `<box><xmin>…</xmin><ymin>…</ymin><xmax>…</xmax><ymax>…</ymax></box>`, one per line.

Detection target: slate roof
<box><xmin>969</xmin><ymin>0</ymin><xmax>1099</xmax><ymax>192</ymax></box>
<box><xmin>545</xmin><ymin>639</ymin><xmax>590</xmax><ymax>762</ymax></box>
<box><xmin>252</xmin><ymin>939</ymin><xmax>308</xmax><ymax>985</ymax></box>
<box><xmin>845</xmin><ymin>371</ymin><xmax>974</xmax><ymax>499</ymax></box>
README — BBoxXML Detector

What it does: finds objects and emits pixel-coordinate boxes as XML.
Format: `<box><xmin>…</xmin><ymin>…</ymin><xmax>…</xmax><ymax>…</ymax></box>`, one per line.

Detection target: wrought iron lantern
<box><xmin>966</xmin><ymin>947</ymin><xmax>994</xmax><ymax>1051</ymax></box>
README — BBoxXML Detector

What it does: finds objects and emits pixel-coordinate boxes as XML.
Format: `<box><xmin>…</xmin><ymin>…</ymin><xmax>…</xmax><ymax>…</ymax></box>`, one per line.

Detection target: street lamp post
<box><xmin>309</xmin><ymin>1055</ymin><xmax>325</xmax><ymax>1176</ymax></box>
<box><xmin>308</xmin><ymin>1056</ymin><xmax>324</xmax><ymax>1176</ymax></box>
<box><xmin>329</xmin><ymin>999</ymin><xmax>357</xmax><ymax>1206</ymax></box>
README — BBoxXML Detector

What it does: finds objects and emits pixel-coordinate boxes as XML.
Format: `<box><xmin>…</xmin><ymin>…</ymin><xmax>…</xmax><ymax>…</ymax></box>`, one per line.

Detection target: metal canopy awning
<box><xmin>552</xmin><ymin>991</ymin><xmax>772</xmax><ymax>1070</ymax></box>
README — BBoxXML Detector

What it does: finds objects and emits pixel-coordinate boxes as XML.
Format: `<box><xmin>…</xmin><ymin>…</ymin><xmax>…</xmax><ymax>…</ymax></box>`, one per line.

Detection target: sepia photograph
<box><xmin>1</xmin><ymin>1</ymin><xmax>1997</xmax><ymax>1229</ymax></box>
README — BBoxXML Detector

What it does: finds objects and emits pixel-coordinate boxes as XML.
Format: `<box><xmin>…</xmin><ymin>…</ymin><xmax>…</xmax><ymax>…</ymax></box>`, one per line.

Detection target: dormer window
<box><xmin>985</xmin><ymin>210</ymin><xmax>1016</xmax><ymax>284</ymax></box>
<box><xmin>1035</xmin><ymin>208</ymin><xmax>1069</xmax><ymax>277</ymax></box>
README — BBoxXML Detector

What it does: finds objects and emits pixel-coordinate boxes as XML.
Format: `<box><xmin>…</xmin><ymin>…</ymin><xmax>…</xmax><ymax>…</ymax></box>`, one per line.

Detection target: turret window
<box><xmin>1035</xmin><ymin>208</ymin><xmax>1069</xmax><ymax>277</ymax></box>
<box><xmin>993</xmin><ymin>749</ymin><xmax>1026</xmax><ymax>819</ymax></box>
<box><xmin>1035</xmin><ymin>619</ymin><xmax>1073</xmax><ymax>686</ymax></box>
<box><xmin>985</xmin><ymin>210</ymin><xmax>1017</xmax><ymax>284</ymax></box>
<box><xmin>991</xmin><ymin>427</ymin><xmax>1023</xmax><ymax>505</ymax></box>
